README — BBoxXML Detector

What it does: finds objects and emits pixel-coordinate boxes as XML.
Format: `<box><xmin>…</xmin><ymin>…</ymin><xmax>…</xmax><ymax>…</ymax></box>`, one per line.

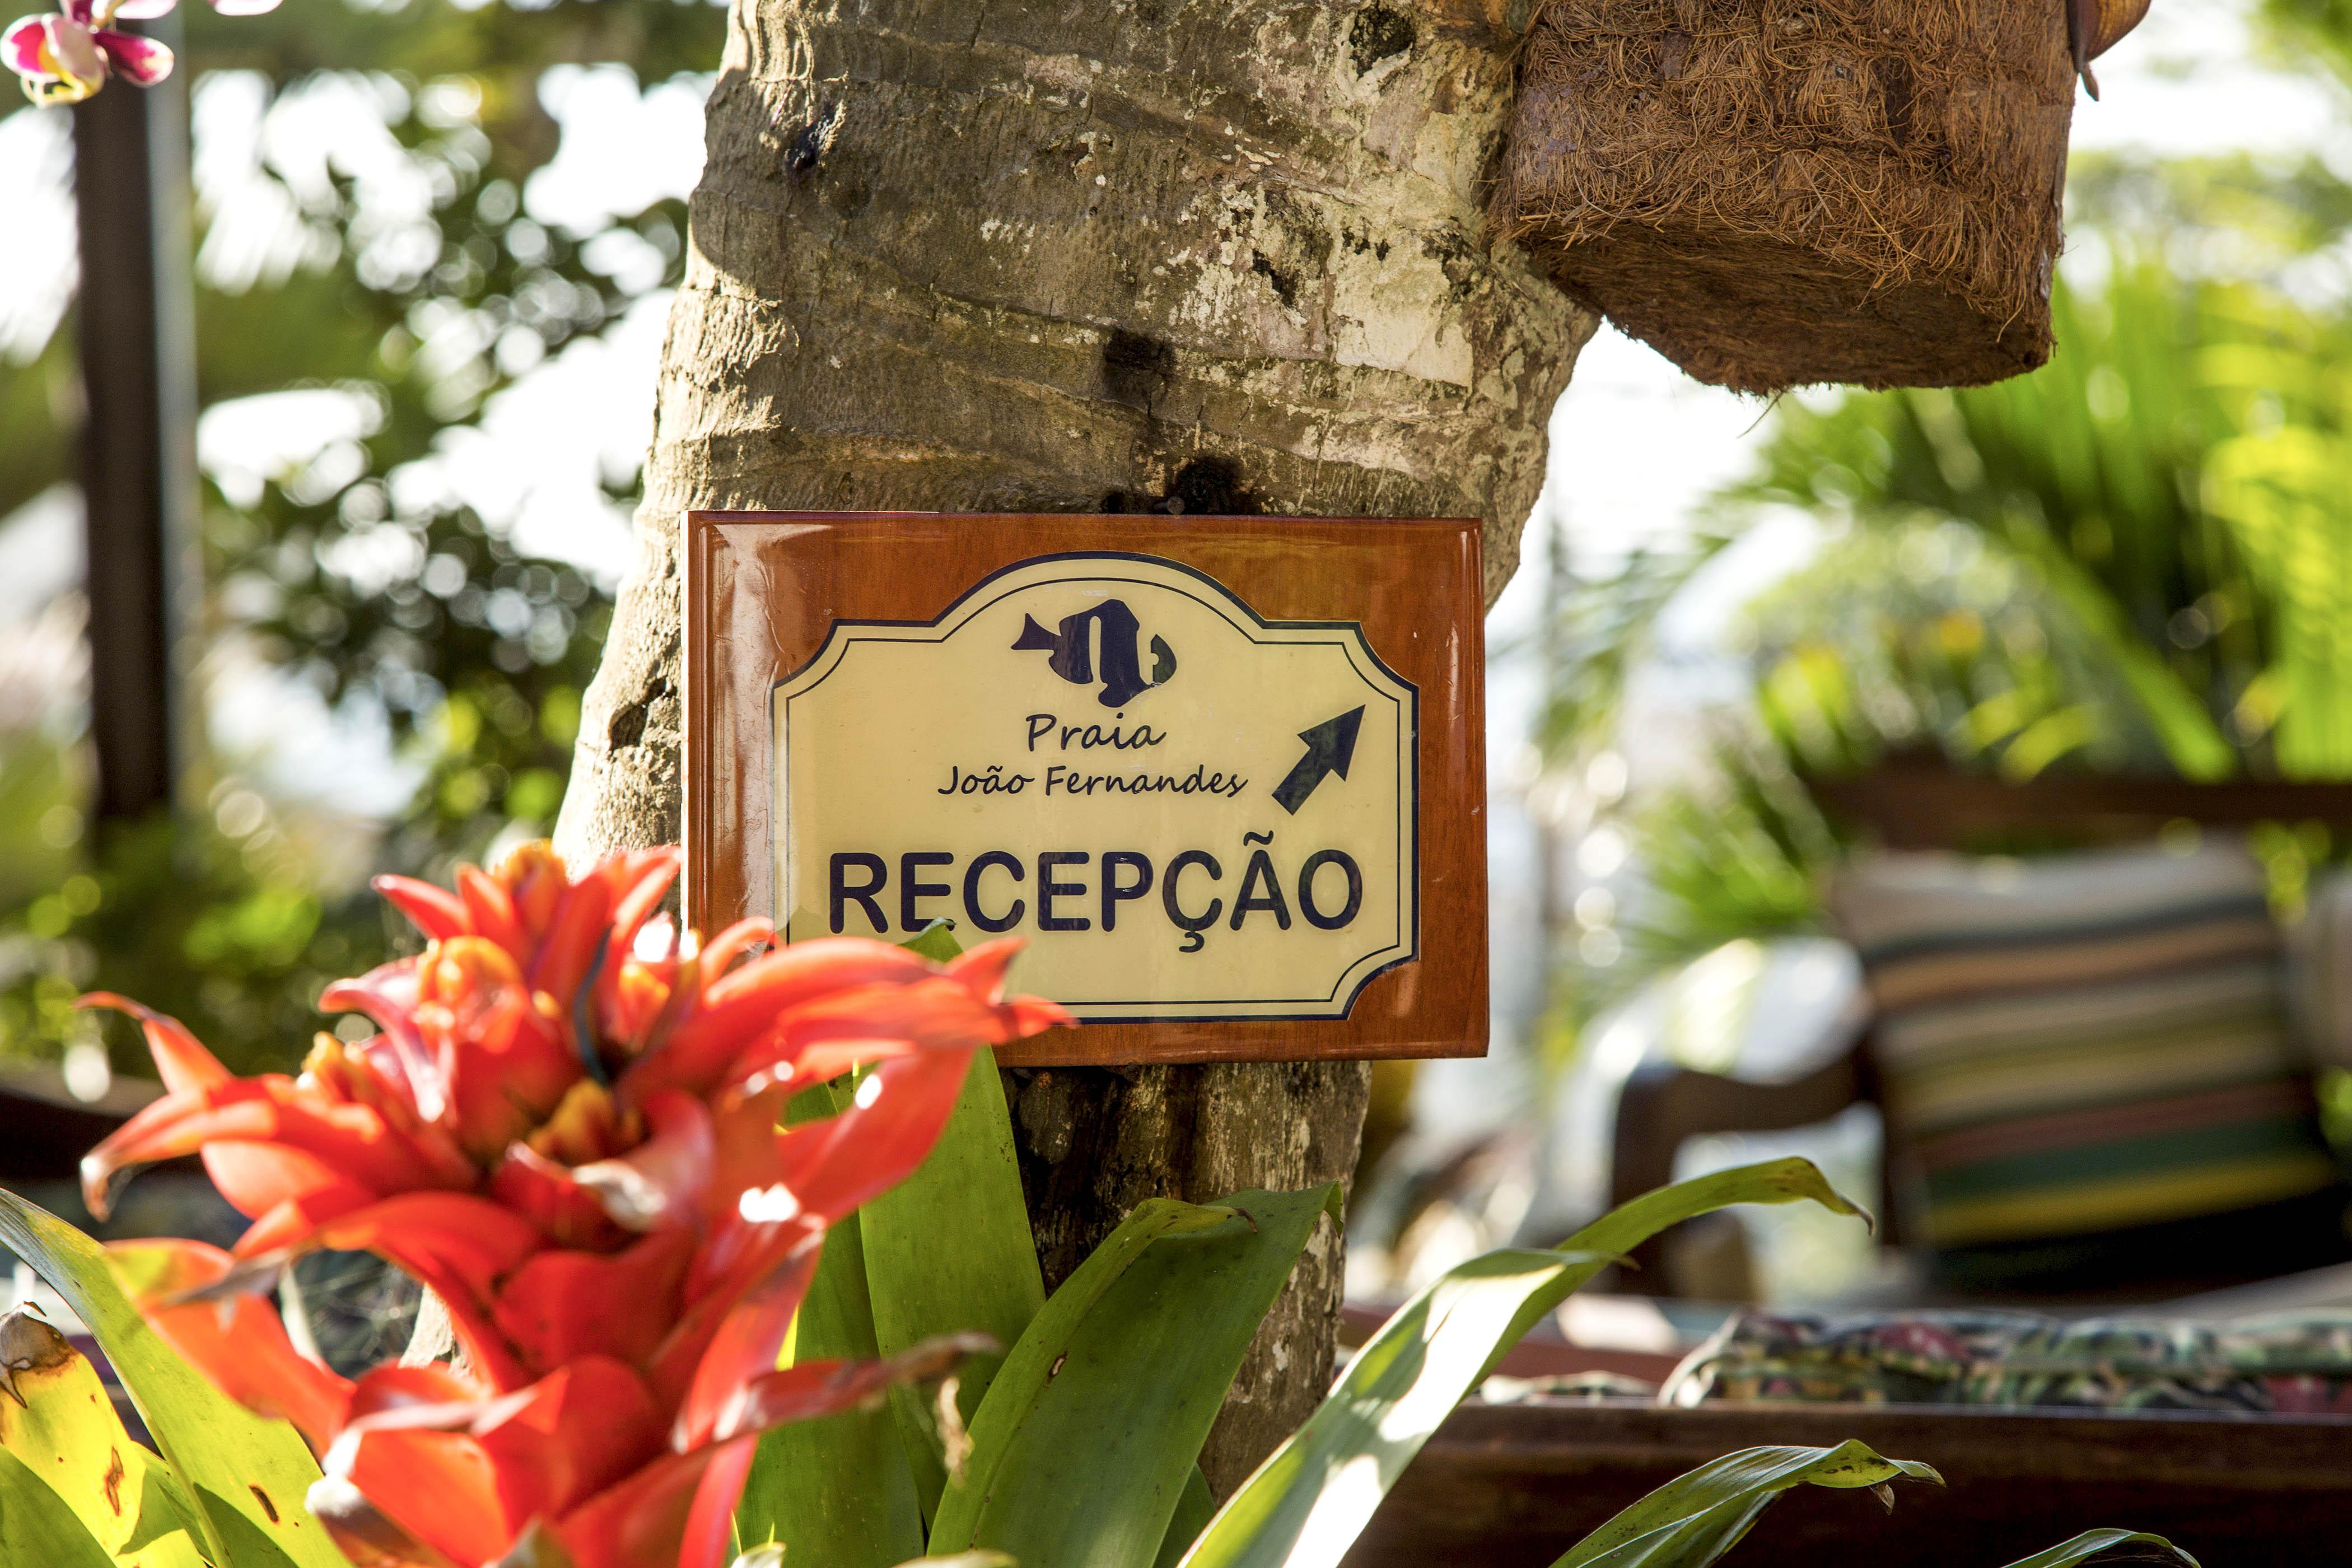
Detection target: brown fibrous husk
<box><xmin>1491</xmin><ymin>0</ymin><xmax>2078</xmax><ymax>394</ymax></box>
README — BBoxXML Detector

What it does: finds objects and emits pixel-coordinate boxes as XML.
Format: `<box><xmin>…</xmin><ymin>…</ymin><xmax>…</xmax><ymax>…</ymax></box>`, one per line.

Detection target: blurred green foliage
<box><xmin>1622</xmin><ymin>743</ymin><xmax>1836</xmax><ymax>968</ymax></box>
<box><xmin>0</xmin><ymin>0</ymin><xmax>724</xmax><ymax>1071</ymax></box>
<box><xmin>1534</xmin><ymin>13</ymin><xmax>2352</xmax><ymax>1028</ymax></box>
<box><xmin>0</xmin><ymin>812</ymin><xmax>398</xmax><ymax>1077</ymax></box>
<box><xmin>1732</xmin><ymin>263</ymin><xmax>2352</xmax><ymax>786</ymax></box>
<box><xmin>1529</xmin><ymin>527</ymin><xmax>1730</xmax><ymax>767</ymax></box>
<box><xmin>1555</xmin><ymin>256</ymin><xmax>2352</xmax><ymax>995</ymax></box>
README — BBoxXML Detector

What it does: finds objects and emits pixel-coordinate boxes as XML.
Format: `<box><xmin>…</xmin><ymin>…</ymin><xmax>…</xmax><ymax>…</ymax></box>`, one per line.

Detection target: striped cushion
<box><xmin>1831</xmin><ymin>842</ymin><xmax>2342</xmax><ymax>1254</ymax></box>
<box><xmin>2288</xmin><ymin>865</ymin><xmax>2352</xmax><ymax>1071</ymax></box>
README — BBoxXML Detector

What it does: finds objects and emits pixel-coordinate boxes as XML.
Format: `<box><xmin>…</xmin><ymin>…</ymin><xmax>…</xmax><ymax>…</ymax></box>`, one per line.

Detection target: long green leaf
<box><xmin>857</xmin><ymin>1048</ymin><xmax>1044</xmax><ymax>1522</ymax></box>
<box><xmin>736</xmin><ymin>921</ymin><xmax>1040</xmax><ymax>1552</ymax></box>
<box><xmin>931</xmin><ymin>1185</ymin><xmax>1343</xmax><ymax>1567</ymax></box>
<box><xmin>1995</xmin><ymin>1530</ymin><xmax>2196</xmax><ymax>1568</ymax></box>
<box><xmin>897</xmin><ymin>921</ymin><xmax>967</xmax><ymax>966</ymax></box>
<box><xmin>1552</xmin><ymin>1440</ymin><xmax>1941</xmax><ymax>1568</ymax></box>
<box><xmin>0</xmin><ymin>1445</ymin><xmax>118</xmax><ymax>1568</ymax></box>
<box><xmin>1151</xmin><ymin>1468</ymin><xmax>1218</xmax><ymax>1568</ymax></box>
<box><xmin>1493</xmin><ymin>1155</ymin><xmax>1865</xmax><ymax>1381</ymax></box>
<box><xmin>0</xmin><ymin>1190</ymin><xmax>344</xmax><ymax>1568</ymax></box>
<box><xmin>120</xmin><ymin>1467</ymin><xmax>211</xmax><ymax>1568</ymax></box>
<box><xmin>1178</xmin><ymin>1158</ymin><xmax>1867</xmax><ymax>1568</ymax></box>
<box><xmin>875</xmin><ymin>925</ymin><xmax>1223</xmax><ymax>1554</ymax></box>
<box><xmin>732</xmin><ymin>1098</ymin><xmax>928</xmax><ymax>1568</ymax></box>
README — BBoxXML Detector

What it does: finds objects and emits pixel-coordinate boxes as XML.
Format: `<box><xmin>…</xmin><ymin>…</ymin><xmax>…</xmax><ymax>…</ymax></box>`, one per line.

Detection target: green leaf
<box><xmin>1995</xmin><ymin>1530</ymin><xmax>2197</xmax><ymax>1568</ymax></box>
<box><xmin>746</xmin><ymin>923</ymin><xmax>1216</xmax><ymax>1564</ymax></box>
<box><xmin>0</xmin><ymin>1445</ymin><xmax>118</xmax><ymax>1568</ymax></box>
<box><xmin>2204</xmin><ymin>425</ymin><xmax>2352</xmax><ymax>775</ymax></box>
<box><xmin>1491</xmin><ymin>1156</ymin><xmax>1864</xmax><ymax>1383</ymax></box>
<box><xmin>931</xmin><ymin>1185</ymin><xmax>1344</xmax><ymax>1568</ymax></box>
<box><xmin>1152</xmin><ymin>1467</ymin><xmax>1217</xmax><ymax>1568</ymax></box>
<box><xmin>898</xmin><ymin>920</ymin><xmax>968</xmax><ymax>965</ymax></box>
<box><xmin>733</xmin><ymin>1094</ymin><xmax>929</xmax><ymax>1568</ymax></box>
<box><xmin>1178</xmin><ymin>1158</ymin><xmax>1867</xmax><ymax>1568</ymax></box>
<box><xmin>121</xmin><ymin>1466</ymin><xmax>211</xmax><ymax>1567</ymax></box>
<box><xmin>857</xmin><ymin>1048</ymin><xmax>1045</xmax><ymax>1523</ymax></box>
<box><xmin>0</xmin><ymin>1189</ymin><xmax>345</xmax><ymax>1568</ymax></box>
<box><xmin>1550</xmin><ymin>1440</ymin><xmax>1942</xmax><ymax>1568</ymax></box>
<box><xmin>733</xmin><ymin>915</ymin><xmax>1056</xmax><ymax>1554</ymax></box>
<box><xmin>1179</xmin><ymin>1246</ymin><xmax>1616</xmax><ymax>1568</ymax></box>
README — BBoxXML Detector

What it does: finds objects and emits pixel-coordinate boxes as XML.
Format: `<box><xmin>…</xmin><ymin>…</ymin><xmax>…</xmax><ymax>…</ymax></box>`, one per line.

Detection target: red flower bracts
<box><xmin>81</xmin><ymin>843</ymin><xmax>1070</xmax><ymax>1568</ymax></box>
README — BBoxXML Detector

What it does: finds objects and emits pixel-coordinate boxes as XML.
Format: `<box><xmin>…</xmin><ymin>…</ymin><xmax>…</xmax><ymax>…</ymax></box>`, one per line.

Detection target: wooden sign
<box><xmin>683</xmin><ymin>512</ymin><xmax>1486</xmax><ymax>1066</ymax></box>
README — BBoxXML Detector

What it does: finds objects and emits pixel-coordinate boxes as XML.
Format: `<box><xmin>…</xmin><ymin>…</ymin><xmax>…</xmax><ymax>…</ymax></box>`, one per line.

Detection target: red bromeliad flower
<box><xmin>82</xmin><ymin>843</ymin><xmax>1070</xmax><ymax>1568</ymax></box>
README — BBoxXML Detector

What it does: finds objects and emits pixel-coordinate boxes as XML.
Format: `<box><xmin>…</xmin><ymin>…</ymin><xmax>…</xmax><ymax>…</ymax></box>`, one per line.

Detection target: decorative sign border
<box><xmin>768</xmin><ymin>551</ymin><xmax>1421</xmax><ymax>1021</ymax></box>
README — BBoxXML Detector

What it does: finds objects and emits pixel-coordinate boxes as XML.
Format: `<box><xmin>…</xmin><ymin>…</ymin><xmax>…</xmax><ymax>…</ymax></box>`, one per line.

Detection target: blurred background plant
<box><xmin>1539</xmin><ymin>85</ymin><xmax>2352</xmax><ymax>1009</ymax></box>
<box><xmin>1348</xmin><ymin>0</ymin><xmax>2352</xmax><ymax>1301</ymax></box>
<box><xmin>0</xmin><ymin>0</ymin><xmax>720</xmax><ymax>1074</ymax></box>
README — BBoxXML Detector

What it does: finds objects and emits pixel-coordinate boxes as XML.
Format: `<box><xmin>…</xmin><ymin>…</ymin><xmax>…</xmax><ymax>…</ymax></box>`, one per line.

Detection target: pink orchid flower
<box><xmin>5</xmin><ymin>0</ymin><xmax>165</xmax><ymax>103</ymax></box>
<box><xmin>6</xmin><ymin>0</ymin><xmax>274</xmax><ymax>104</ymax></box>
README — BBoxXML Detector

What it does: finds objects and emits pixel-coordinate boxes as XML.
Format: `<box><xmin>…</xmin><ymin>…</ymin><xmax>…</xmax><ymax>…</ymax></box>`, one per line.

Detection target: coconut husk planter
<box><xmin>1492</xmin><ymin>0</ymin><xmax>2112</xmax><ymax>394</ymax></box>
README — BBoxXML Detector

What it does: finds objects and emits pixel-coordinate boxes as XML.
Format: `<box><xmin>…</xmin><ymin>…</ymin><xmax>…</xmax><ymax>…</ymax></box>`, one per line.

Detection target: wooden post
<box><xmin>72</xmin><ymin>11</ymin><xmax>197</xmax><ymax>823</ymax></box>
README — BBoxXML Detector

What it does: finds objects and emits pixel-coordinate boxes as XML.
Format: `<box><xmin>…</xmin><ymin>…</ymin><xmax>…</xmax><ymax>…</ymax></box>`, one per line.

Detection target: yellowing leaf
<box><xmin>0</xmin><ymin>1191</ymin><xmax>343</xmax><ymax>1568</ymax></box>
<box><xmin>0</xmin><ymin>1309</ymin><xmax>146</xmax><ymax>1556</ymax></box>
<box><xmin>0</xmin><ymin>1444</ymin><xmax>117</xmax><ymax>1567</ymax></box>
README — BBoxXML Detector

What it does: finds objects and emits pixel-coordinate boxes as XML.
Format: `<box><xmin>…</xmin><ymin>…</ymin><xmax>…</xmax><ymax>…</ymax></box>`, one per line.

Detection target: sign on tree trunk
<box><xmin>685</xmin><ymin>511</ymin><xmax>1487</xmax><ymax>1065</ymax></box>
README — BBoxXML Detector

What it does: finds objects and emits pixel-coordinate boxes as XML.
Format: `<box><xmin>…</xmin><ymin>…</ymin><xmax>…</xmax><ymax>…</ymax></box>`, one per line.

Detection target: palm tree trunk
<box><xmin>556</xmin><ymin>0</ymin><xmax>1590</xmax><ymax>1489</ymax></box>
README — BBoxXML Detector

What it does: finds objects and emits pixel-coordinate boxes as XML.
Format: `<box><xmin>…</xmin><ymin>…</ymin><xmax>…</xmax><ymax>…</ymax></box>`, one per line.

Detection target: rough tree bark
<box><xmin>554</xmin><ymin>0</ymin><xmax>1593</xmax><ymax>1491</ymax></box>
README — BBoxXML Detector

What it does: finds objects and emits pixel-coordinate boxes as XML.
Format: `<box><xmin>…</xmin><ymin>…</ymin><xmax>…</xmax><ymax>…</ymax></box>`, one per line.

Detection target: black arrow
<box><xmin>1271</xmin><ymin>706</ymin><xmax>1365</xmax><ymax>814</ymax></box>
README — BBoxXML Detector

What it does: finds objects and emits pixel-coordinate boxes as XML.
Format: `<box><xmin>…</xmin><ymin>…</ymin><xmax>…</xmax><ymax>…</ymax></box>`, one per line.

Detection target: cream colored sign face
<box><xmin>772</xmin><ymin>553</ymin><xmax>1418</xmax><ymax>1020</ymax></box>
